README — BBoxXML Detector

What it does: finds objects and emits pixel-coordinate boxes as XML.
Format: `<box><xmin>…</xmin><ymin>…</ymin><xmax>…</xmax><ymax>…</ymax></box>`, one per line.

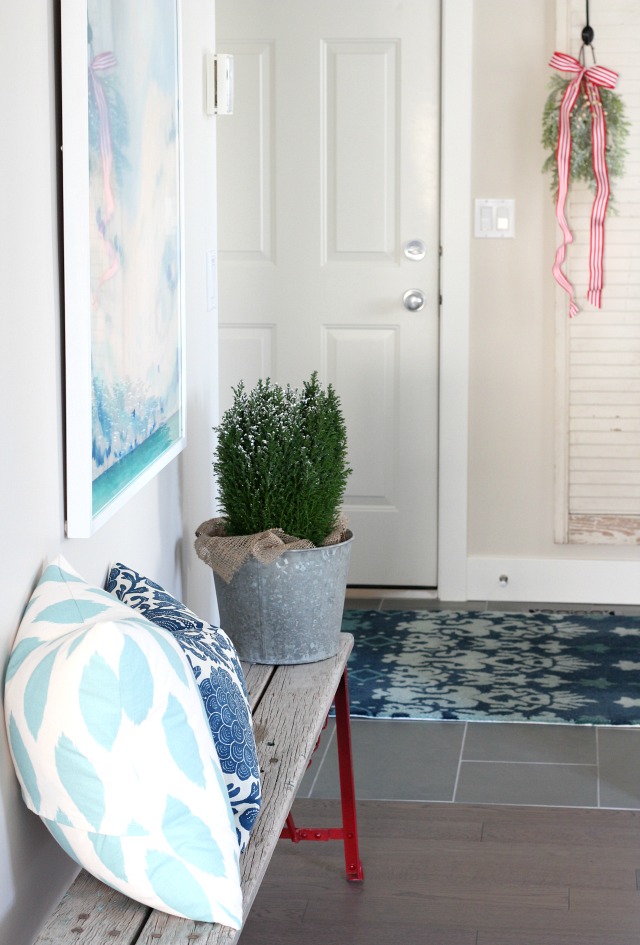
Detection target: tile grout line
<box><xmin>306</xmin><ymin>723</ymin><xmax>337</xmax><ymax>797</ymax></box>
<box><xmin>595</xmin><ymin>726</ymin><xmax>601</xmax><ymax>808</ymax></box>
<box><xmin>461</xmin><ymin>759</ymin><xmax>598</xmax><ymax>767</ymax></box>
<box><xmin>451</xmin><ymin>721</ymin><xmax>468</xmax><ymax>802</ymax></box>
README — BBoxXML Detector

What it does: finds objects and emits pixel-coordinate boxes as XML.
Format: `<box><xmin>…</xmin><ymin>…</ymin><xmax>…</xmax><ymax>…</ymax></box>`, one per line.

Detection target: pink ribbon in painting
<box><xmin>549</xmin><ymin>51</ymin><xmax>618</xmax><ymax>317</ymax></box>
<box><xmin>89</xmin><ymin>52</ymin><xmax>117</xmax><ymax>219</ymax></box>
<box><xmin>89</xmin><ymin>52</ymin><xmax>120</xmax><ymax>290</ymax></box>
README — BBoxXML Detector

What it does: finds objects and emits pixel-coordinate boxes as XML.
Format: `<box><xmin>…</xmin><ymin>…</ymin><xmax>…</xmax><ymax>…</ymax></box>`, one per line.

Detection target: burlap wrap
<box><xmin>194</xmin><ymin>516</ymin><xmax>349</xmax><ymax>583</ymax></box>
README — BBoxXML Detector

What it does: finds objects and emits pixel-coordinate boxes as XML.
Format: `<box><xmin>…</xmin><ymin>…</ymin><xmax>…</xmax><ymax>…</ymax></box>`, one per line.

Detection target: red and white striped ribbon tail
<box><xmin>551</xmin><ymin>65</ymin><xmax>583</xmax><ymax>318</ymax></box>
<box><xmin>549</xmin><ymin>53</ymin><xmax>618</xmax><ymax>316</ymax></box>
<box><xmin>585</xmin><ymin>78</ymin><xmax>611</xmax><ymax>307</ymax></box>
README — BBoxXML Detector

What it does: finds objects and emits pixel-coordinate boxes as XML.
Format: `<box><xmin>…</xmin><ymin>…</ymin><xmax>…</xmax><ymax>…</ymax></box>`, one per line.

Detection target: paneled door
<box><xmin>216</xmin><ymin>0</ymin><xmax>440</xmax><ymax>587</ymax></box>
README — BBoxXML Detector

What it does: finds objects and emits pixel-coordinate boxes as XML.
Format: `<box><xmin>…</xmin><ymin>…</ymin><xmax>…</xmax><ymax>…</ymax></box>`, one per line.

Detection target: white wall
<box><xmin>0</xmin><ymin>3</ymin><xmax>218</xmax><ymax>943</ymax></box>
<box><xmin>465</xmin><ymin>0</ymin><xmax>640</xmax><ymax>603</ymax></box>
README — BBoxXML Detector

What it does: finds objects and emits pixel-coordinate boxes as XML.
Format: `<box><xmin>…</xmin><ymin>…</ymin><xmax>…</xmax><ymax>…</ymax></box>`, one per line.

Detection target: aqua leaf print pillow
<box><xmin>3</xmin><ymin>556</ymin><xmax>242</xmax><ymax>928</ymax></box>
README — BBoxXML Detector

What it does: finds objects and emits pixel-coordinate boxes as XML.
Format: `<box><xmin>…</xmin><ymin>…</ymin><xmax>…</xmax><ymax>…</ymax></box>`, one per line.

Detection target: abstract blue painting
<box><xmin>63</xmin><ymin>0</ymin><xmax>185</xmax><ymax>536</ymax></box>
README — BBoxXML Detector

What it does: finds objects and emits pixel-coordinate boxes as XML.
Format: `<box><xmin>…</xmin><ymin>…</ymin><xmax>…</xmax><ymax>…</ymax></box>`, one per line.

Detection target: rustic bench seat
<box><xmin>34</xmin><ymin>633</ymin><xmax>362</xmax><ymax>945</ymax></box>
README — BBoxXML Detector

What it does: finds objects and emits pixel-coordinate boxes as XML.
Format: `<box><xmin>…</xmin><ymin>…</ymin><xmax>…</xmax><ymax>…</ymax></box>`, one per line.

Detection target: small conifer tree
<box><xmin>214</xmin><ymin>373</ymin><xmax>351</xmax><ymax>546</ymax></box>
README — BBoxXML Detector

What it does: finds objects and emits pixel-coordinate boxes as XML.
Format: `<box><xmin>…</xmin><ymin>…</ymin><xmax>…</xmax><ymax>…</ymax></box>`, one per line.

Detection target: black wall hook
<box><xmin>582</xmin><ymin>0</ymin><xmax>594</xmax><ymax>45</ymax></box>
<box><xmin>582</xmin><ymin>24</ymin><xmax>594</xmax><ymax>44</ymax></box>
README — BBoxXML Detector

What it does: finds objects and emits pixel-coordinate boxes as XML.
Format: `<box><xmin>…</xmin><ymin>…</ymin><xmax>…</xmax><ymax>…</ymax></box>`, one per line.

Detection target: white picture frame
<box><xmin>61</xmin><ymin>0</ymin><xmax>186</xmax><ymax>538</ymax></box>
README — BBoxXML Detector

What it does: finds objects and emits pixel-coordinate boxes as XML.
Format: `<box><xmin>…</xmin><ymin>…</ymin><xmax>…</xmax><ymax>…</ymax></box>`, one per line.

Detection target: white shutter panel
<box><xmin>555</xmin><ymin>0</ymin><xmax>640</xmax><ymax>544</ymax></box>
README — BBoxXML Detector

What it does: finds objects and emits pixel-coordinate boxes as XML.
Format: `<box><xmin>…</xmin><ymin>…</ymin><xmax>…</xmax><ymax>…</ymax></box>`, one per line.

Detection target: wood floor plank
<box><xmin>291</xmin><ymin>797</ymin><xmax>485</xmax><ymax>840</ymax></box>
<box><xmin>242</xmin><ymin>911</ymin><xmax>478</xmax><ymax>945</ymax></box>
<box><xmin>300</xmin><ymin>888</ymin><xmax>569</xmax><ymax>931</ymax></box>
<box><xmin>480</xmin><ymin>805</ymin><xmax>640</xmax><ymax>848</ymax></box>
<box><xmin>478</xmin><ymin>932</ymin><xmax>640</xmax><ymax>945</ymax></box>
<box><xmin>568</xmin><ymin>886</ymin><xmax>640</xmax><ymax>926</ymax></box>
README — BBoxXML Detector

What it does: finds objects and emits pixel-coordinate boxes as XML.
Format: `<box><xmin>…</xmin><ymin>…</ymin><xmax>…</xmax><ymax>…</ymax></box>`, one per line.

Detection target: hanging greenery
<box><xmin>541</xmin><ymin>73</ymin><xmax>630</xmax><ymax>208</ymax></box>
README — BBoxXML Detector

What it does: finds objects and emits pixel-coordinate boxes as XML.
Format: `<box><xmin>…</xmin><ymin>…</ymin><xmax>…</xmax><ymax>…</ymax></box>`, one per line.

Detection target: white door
<box><xmin>216</xmin><ymin>0</ymin><xmax>440</xmax><ymax>587</ymax></box>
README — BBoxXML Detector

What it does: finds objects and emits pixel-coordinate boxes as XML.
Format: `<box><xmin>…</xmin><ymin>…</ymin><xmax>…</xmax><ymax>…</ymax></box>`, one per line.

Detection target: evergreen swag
<box><xmin>214</xmin><ymin>373</ymin><xmax>351</xmax><ymax>547</ymax></box>
<box><xmin>541</xmin><ymin>73</ymin><xmax>629</xmax><ymax>207</ymax></box>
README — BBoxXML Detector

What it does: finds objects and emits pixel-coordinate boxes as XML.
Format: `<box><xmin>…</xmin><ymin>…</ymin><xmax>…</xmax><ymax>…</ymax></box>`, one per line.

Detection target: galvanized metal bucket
<box><xmin>213</xmin><ymin>532</ymin><xmax>353</xmax><ymax>664</ymax></box>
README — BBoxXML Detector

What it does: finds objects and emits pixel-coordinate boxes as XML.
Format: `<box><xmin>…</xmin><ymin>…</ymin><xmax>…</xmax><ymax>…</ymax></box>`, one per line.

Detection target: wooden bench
<box><xmin>34</xmin><ymin>633</ymin><xmax>363</xmax><ymax>945</ymax></box>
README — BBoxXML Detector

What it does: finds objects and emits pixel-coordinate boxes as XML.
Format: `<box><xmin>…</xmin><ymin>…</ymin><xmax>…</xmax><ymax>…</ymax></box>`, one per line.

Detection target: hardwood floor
<box><xmin>239</xmin><ymin>798</ymin><xmax>640</xmax><ymax>945</ymax></box>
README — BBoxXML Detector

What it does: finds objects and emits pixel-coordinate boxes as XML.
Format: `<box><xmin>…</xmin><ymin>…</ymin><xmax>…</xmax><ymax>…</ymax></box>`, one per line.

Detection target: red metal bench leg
<box><xmin>279</xmin><ymin>666</ymin><xmax>364</xmax><ymax>881</ymax></box>
<box><xmin>334</xmin><ymin>666</ymin><xmax>364</xmax><ymax>881</ymax></box>
<box><xmin>282</xmin><ymin>812</ymin><xmax>299</xmax><ymax>842</ymax></box>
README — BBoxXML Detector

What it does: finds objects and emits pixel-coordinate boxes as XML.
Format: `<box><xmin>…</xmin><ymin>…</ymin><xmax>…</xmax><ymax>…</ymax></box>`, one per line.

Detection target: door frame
<box><xmin>438</xmin><ymin>0</ymin><xmax>472</xmax><ymax>600</ymax></box>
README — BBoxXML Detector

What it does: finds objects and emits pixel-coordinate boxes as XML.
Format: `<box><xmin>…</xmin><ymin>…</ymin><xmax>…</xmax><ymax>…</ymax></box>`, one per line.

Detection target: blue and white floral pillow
<box><xmin>4</xmin><ymin>557</ymin><xmax>242</xmax><ymax>927</ymax></box>
<box><xmin>107</xmin><ymin>563</ymin><xmax>261</xmax><ymax>851</ymax></box>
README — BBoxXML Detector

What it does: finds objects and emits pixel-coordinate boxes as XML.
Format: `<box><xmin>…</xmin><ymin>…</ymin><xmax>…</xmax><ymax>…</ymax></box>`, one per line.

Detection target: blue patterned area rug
<box><xmin>340</xmin><ymin>609</ymin><xmax>640</xmax><ymax>725</ymax></box>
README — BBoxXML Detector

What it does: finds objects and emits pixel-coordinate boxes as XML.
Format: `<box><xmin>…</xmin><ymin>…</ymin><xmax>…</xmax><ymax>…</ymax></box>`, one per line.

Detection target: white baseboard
<box><xmin>346</xmin><ymin>587</ymin><xmax>438</xmax><ymax>600</ymax></box>
<box><xmin>467</xmin><ymin>555</ymin><xmax>640</xmax><ymax>605</ymax></box>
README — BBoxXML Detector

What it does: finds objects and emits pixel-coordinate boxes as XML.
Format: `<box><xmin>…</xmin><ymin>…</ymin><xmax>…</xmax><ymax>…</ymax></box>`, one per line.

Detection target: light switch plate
<box><xmin>474</xmin><ymin>198</ymin><xmax>515</xmax><ymax>238</ymax></box>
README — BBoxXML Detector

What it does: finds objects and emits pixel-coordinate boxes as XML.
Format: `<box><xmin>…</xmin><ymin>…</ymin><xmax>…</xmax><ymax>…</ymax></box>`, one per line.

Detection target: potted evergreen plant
<box><xmin>195</xmin><ymin>372</ymin><xmax>353</xmax><ymax>664</ymax></box>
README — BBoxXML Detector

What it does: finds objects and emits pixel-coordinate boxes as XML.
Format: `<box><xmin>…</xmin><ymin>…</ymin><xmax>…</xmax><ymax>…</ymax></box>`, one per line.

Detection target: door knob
<box><xmin>403</xmin><ymin>289</ymin><xmax>426</xmax><ymax>312</ymax></box>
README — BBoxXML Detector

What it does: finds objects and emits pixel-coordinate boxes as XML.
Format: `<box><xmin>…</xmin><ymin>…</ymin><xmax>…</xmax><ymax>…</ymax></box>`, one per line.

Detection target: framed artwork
<box><xmin>61</xmin><ymin>0</ymin><xmax>185</xmax><ymax>538</ymax></box>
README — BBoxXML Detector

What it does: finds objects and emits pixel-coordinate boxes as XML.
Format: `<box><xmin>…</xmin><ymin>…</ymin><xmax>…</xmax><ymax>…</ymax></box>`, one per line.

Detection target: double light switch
<box><xmin>474</xmin><ymin>198</ymin><xmax>515</xmax><ymax>238</ymax></box>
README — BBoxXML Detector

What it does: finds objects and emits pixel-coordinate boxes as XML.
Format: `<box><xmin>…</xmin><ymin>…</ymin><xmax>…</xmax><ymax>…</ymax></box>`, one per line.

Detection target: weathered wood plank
<box><xmin>33</xmin><ymin>869</ymin><xmax>150</xmax><ymax>945</ymax></box>
<box><xmin>134</xmin><ymin>910</ymin><xmax>236</xmax><ymax>945</ymax></box>
<box><xmin>240</xmin><ymin>662</ymin><xmax>275</xmax><ymax>711</ymax></box>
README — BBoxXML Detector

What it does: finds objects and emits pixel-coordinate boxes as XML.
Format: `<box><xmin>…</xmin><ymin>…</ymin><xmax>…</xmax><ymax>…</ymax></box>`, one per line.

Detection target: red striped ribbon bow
<box><xmin>549</xmin><ymin>51</ymin><xmax>618</xmax><ymax>317</ymax></box>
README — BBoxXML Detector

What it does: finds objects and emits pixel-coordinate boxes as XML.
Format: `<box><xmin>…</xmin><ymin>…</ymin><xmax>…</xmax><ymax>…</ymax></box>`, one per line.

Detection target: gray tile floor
<box><xmin>296</xmin><ymin>594</ymin><xmax>640</xmax><ymax>811</ymax></box>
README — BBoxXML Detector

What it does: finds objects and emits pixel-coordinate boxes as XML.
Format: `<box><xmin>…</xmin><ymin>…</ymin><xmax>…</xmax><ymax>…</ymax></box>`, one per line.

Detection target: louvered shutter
<box><xmin>555</xmin><ymin>0</ymin><xmax>640</xmax><ymax>544</ymax></box>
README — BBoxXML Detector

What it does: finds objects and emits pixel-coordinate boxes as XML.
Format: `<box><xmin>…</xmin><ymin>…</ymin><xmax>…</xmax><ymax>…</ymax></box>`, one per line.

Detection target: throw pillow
<box><xmin>4</xmin><ymin>556</ymin><xmax>242</xmax><ymax>927</ymax></box>
<box><xmin>106</xmin><ymin>562</ymin><xmax>261</xmax><ymax>851</ymax></box>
